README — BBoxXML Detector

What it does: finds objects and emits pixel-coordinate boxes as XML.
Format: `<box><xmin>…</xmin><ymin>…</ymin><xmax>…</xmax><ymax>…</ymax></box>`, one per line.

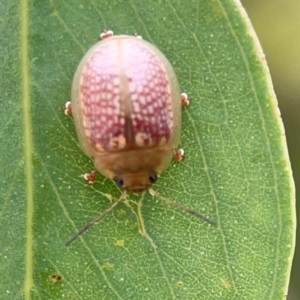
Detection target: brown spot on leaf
<box><xmin>50</xmin><ymin>273</ymin><xmax>63</xmax><ymax>282</ymax></box>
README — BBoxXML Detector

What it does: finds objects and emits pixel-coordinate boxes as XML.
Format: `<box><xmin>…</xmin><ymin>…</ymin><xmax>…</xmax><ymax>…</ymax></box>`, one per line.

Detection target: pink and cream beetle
<box><xmin>65</xmin><ymin>30</ymin><xmax>215</xmax><ymax>246</ymax></box>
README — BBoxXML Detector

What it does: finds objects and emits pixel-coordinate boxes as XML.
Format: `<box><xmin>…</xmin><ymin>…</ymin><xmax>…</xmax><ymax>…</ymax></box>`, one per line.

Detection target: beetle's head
<box><xmin>113</xmin><ymin>172</ymin><xmax>158</xmax><ymax>192</ymax></box>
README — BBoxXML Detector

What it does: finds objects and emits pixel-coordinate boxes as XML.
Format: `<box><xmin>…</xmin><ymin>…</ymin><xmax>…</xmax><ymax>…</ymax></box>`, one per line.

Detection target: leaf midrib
<box><xmin>21</xmin><ymin>0</ymin><xmax>33</xmax><ymax>298</ymax></box>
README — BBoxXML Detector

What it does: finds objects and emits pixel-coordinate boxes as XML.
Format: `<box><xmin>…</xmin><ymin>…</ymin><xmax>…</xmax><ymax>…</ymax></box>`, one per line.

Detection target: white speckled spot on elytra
<box><xmin>113</xmin><ymin>77</ymin><xmax>120</xmax><ymax>86</ymax></box>
<box><xmin>108</xmin><ymin>135</ymin><xmax>126</xmax><ymax>150</ymax></box>
<box><xmin>129</xmin><ymin>82</ymin><xmax>136</xmax><ymax>93</ymax></box>
<box><xmin>135</xmin><ymin>132</ymin><xmax>153</xmax><ymax>147</ymax></box>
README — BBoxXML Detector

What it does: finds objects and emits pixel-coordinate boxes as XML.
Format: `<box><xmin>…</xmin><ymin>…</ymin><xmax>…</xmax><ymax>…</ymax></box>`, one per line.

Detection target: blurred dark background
<box><xmin>241</xmin><ymin>1</ymin><xmax>299</xmax><ymax>299</ymax></box>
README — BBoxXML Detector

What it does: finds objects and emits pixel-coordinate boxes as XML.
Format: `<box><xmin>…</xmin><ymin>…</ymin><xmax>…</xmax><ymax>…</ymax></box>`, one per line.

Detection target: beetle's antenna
<box><xmin>65</xmin><ymin>192</ymin><xmax>127</xmax><ymax>246</ymax></box>
<box><xmin>149</xmin><ymin>189</ymin><xmax>217</xmax><ymax>227</ymax></box>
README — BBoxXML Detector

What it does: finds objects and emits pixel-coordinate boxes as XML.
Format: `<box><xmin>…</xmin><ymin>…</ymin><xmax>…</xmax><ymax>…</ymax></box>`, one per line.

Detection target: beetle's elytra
<box><xmin>71</xmin><ymin>30</ymin><xmax>182</xmax><ymax>192</ymax></box>
<box><xmin>64</xmin><ymin>31</ymin><xmax>214</xmax><ymax>246</ymax></box>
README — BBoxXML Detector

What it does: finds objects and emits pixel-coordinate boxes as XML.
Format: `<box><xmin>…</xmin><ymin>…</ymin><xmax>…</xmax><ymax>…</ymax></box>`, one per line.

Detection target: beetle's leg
<box><xmin>63</xmin><ymin>101</ymin><xmax>72</xmax><ymax>116</ymax></box>
<box><xmin>174</xmin><ymin>148</ymin><xmax>185</xmax><ymax>161</ymax></box>
<box><xmin>181</xmin><ymin>93</ymin><xmax>191</xmax><ymax>106</ymax></box>
<box><xmin>133</xmin><ymin>33</ymin><xmax>142</xmax><ymax>39</ymax></box>
<box><xmin>84</xmin><ymin>170</ymin><xmax>98</xmax><ymax>184</ymax></box>
<box><xmin>174</xmin><ymin>94</ymin><xmax>189</xmax><ymax>160</ymax></box>
<box><xmin>174</xmin><ymin>94</ymin><xmax>190</xmax><ymax>160</ymax></box>
<box><xmin>100</xmin><ymin>29</ymin><xmax>114</xmax><ymax>40</ymax></box>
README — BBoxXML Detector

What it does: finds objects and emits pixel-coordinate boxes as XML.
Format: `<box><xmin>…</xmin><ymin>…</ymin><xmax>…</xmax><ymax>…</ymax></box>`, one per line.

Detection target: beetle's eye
<box><xmin>149</xmin><ymin>175</ymin><xmax>157</xmax><ymax>184</ymax></box>
<box><xmin>114</xmin><ymin>177</ymin><xmax>124</xmax><ymax>187</ymax></box>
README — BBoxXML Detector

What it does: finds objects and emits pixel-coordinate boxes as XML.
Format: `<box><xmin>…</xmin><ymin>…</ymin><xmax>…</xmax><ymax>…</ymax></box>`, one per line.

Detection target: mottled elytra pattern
<box><xmin>80</xmin><ymin>37</ymin><xmax>173</xmax><ymax>152</ymax></box>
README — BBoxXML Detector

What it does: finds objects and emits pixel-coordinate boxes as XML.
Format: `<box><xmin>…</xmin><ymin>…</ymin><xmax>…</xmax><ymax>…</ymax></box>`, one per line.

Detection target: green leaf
<box><xmin>0</xmin><ymin>0</ymin><xmax>295</xmax><ymax>299</ymax></box>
